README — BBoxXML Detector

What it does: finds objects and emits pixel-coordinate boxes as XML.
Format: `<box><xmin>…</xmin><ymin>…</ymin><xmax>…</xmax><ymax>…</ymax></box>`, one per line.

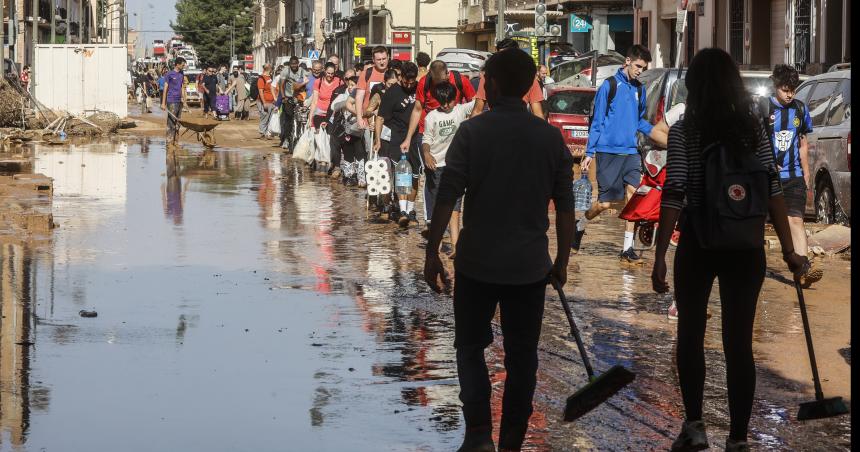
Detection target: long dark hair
<box><xmin>684</xmin><ymin>48</ymin><xmax>759</xmax><ymax>150</ymax></box>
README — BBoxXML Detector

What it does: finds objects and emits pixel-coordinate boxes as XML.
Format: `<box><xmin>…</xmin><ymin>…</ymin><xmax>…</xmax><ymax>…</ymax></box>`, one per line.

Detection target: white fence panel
<box><xmin>34</xmin><ymin>45</ymin><xmax>129</xmax><ymax>118</ymax></box>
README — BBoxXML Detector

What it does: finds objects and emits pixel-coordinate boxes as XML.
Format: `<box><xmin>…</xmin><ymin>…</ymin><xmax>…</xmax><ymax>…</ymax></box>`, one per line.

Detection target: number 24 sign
<box><xmin>569</xmin><ymin>14</ymin><xmax>592</xmax><ymax>33</ymax></box>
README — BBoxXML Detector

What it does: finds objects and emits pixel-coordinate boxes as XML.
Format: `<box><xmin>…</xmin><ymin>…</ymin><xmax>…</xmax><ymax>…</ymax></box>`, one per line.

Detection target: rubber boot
<box><xmin>356</xmin><ymin>159</ymin><xmax>367</xmax><ymax>188</ymax></box>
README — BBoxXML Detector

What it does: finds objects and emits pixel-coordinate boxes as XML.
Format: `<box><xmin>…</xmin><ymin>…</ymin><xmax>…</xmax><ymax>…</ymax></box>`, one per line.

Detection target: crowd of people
<box><xmin>156</xmin><ymin>42</ymin><xmax>824</xmax><ymax>452</ymax></box>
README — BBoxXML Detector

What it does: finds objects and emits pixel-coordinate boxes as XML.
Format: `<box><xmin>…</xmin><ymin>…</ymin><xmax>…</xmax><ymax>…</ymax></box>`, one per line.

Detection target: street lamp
<box><xmin>414</xmin><ymin>0</ymin><xmax>438</xmax><ymax>56</ymax></box>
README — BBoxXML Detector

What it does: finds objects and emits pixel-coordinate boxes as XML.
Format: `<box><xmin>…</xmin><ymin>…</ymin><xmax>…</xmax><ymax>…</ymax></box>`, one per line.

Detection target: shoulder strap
<box><xmin>423</xmin><ymin>76</ymin><xmax>432</xmax><ymax>99</ymax></box>
<box><xmin>364</xmin><ymin>67</ymin><xmax>373</xmax><ymax>83</ymax></box>
<box><xmin>601</xmin><ymin>76</ymin><xmax>618</xmax><ymax>118</ymax></box>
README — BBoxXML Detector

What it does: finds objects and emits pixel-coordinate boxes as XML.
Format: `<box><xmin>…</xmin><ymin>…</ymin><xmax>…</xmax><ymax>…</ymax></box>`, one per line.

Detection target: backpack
<box><xmin>249</xmin><ymin>75</ymin><xmax>260</xmax><ymax>101</ymax></box>
<box><xmin>423</xmin><ymin>71</ymin><xmax>466</xmax><ymax>104</ymax></box>
<box><xmin>588</xmin><ymin>76</ymin><xmax>645</xmax><ymax>127</ymax></box>
<box><xmin>689</xmin><ymin>140</ymin><xmax>770</xmax><ymax>250</ymax></box>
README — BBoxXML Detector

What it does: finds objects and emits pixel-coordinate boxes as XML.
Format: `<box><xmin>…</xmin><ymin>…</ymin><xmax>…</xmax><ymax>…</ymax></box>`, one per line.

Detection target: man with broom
<box><xmin>423</xmin><ymin>47</ymin><xmax>575</xmax><ymax>452</ymax></box>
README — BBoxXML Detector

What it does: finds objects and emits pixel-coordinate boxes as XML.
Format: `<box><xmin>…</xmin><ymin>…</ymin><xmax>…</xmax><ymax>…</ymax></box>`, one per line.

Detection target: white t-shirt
<box><xmin>421</xmin><ymin>101</ymin><xmax>475</xmax><ymax>168</ymax></box>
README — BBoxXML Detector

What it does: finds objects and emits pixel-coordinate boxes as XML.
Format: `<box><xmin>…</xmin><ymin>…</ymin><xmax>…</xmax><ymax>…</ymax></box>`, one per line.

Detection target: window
<box><xmin>825</xmin><ymin>81</ymin><xmax>851</xmax><ymax>126</ymax></box>
<box><xmin>729</xmin><ymin>0</ymin><xmax>745</xmax><ymax>64</ymax></box>
<box><xmin>794</xmin><ymin>82</ymin><xmax>815</xmax><ymax>103</ymax></box>
<box><xmin>807</xmin><ymin>81</ymin><xmax>838</xmax><ymax>127</ymax></box>
<box><xmin>640</xmin><ymin>17</ymin><xmax>649</xmax><ymax>47</ymax></box>
<box><xmin>547</xmin><ymin>91</ymin><xmax>596</xmax><ymax>115</ymax></box>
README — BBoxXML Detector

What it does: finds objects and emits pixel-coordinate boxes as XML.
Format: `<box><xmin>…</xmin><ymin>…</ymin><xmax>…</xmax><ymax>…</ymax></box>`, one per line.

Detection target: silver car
<box><xmin>794</xmin><ymin>70</ymin><xmax>851</xmax><ymax>223</ymax></box>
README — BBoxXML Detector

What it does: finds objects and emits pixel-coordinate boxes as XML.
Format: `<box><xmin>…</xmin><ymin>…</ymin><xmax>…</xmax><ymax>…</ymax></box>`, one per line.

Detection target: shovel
<box><xmin>794</xmin><ymin>281</ymin><xmax>850</xmax><ymax>421</ymax></box>
<box><xmin>551</xmin><ymin>280</ymin><xmax>635</xmax><ymax>421</ymax></box>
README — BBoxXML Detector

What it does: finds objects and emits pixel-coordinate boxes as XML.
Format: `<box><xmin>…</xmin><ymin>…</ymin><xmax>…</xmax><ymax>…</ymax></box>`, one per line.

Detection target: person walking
<box><xmin>355</xmin><ymin>46</ymin><xmax>391</xmax><ymax>130</ymax></box>
<box><xmin>375</xmin><ymin>62</ymin><xmax>419</xmax><ymax>225</ymax></box>
<box><xmin>759</xmin><ymin>64</ymin><xmax>822</xmax><ymax>287</ymax></box>
<box><xmin>307</xmin><ymin>62</ymin><xmax>344</xmax><ymax>174</ymax></box>
<box><xmin>277</xmin><ymin>57</ymin><xmax>309</xmax><ymax>149</ymax></box>
<box><xmin>651</xmin><ymin>48</ymin><xmax>807</xmax><ymax>452</ymax></box>
<box><xmin>257</xmin><ymin>64</ymin><xmax>276</xmax><ymax>139</ymax></box>
<box><xmin>538</xmin><ymin>64</ymin><xmax>554</xmax><ymax>100</ymax></box>
<box><xmin>573</xmin><ymin>44</ymin><xmax>654</xmax><ymax>263</ymax></box>
<box><xmin>201</xmin><ymin>66</ymin><xmax>219</xmax><ymax>118</ymax></box>
<box><xmin>421</xmin><ymin>81</ymin><xmax>475</xmax><ymax>254</ymax></box>
<box><xmin>227</xmin><ymin>66</ymin><xmax>251</xmax><ymax>120</ymax></box>
<box><xmin>160</xmin><ymin>57</ymin><xmax>187</xmax><ymax>143</ymax></box>
<box><xmin>329</xmin><ymin>76</ymin><xmax>366</xmax><ymax>185</ymax></box>
<box><xmin>469</xmin><ymin>39</ymin><xmax>544</xmax><ymax>119</ymax></box>
<box><xmin>423</xmin><ymin>48</ymin><xmax>574</xmax><ymax>452</ymax></box>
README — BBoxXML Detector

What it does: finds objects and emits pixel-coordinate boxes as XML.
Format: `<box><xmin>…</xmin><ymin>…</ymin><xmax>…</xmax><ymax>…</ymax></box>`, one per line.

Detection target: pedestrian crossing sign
<box><xmin>308</xmin><ymin>49</ymin><xmax>320</xmax><ymax>60</ymax></box>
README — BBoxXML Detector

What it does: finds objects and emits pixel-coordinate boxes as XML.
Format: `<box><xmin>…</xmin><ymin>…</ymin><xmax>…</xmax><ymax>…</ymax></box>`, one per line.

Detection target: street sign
<box><xmin>392</xmin><ymin>31</ymin><xmax>411</xmax><ymax>45</ymax></box>
<box><xmin>353</xmin><ymin>37</ymin><xmax>366</xmax><ymax>57</ymax></box>
<box><xmin>569</xmin><ymin>14</ymin><xmax>592</xmax><ymax>33</ymax></box>
<box><xmin>308</xmin><ymin>49</ymin><xmax>320</xmax><ymax>60</ymax></box>
<box><xmin>675</xmin><ymin>9</ymin><xmax>687</xmax><ymax>33</ymax></box>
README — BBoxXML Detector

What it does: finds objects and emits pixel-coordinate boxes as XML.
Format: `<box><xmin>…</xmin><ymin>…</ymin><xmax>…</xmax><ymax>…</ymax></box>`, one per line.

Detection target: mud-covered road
<box><xmin>0</xmin><ymin>138</ymin><xmax>850</xmax><ymax>451</ymax></box>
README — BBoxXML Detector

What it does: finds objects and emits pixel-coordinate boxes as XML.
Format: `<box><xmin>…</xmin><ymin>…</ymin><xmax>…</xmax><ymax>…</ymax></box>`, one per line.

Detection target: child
<box><xmin>761</xmin><ymin>64</ymin><xmax>821</xmax><ymax>286</ymax></box>
<box><xmin>421</xmin><ymin>81</ymin><xmax>475</xmax><ymax>253</ymax></box>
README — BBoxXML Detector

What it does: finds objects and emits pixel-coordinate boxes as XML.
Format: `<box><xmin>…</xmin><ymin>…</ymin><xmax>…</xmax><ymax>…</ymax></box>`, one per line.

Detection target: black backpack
<box><xmin>249</xmin><ymin>75</ymin><xmax>260</xmax><ymax>101</ymax></box>
<box><xmin>689</xmin><ymin>140</ymin><xmax>770</xmax><ymax>250</ymax></box>
<box><xmin>423</xmin><ymin>71</ymin><xmax>466</xmax><ymax>104</ymax></box>
<box><xmin>587</xmin><ymin>76</ymin><xmax>645</xmax><ymax>127</ymax></box>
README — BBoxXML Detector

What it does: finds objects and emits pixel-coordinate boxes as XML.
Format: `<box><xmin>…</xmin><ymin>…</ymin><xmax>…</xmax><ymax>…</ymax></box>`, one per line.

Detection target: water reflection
<box><xmin>162</xmin><ymin>149</ymin><xmax>184</xmax><ymax>225</ymax></box>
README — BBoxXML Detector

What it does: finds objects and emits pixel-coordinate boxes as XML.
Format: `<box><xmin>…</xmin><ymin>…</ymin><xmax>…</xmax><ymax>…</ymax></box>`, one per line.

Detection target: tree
<box><xmin>172</xmin><ymin>0</ymin><xmax>254</xmax><ymax>66</ymax></box>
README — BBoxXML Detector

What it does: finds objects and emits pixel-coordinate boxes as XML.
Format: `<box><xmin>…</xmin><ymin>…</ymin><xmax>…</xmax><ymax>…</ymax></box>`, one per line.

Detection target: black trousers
<box><xmin>674</xmin><ymin>223</ymin><xmax>765</xmax><ymax>441</ymax></box>
<box><xmin>279</xmin><ymin>104</ymin><xmax>294</xmax><ymax>147</ymax></box>
<box><xmin>454</xmin><ymin>271</ymin><xmax>546</xmax><ymax>450</ymax></box>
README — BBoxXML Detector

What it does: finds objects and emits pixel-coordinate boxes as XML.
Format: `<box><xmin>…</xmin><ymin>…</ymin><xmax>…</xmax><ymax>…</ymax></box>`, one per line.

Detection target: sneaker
<box><xmin>670</xmin><ymin>229</ymin><xmax>681</xmax><ymax>247</ymax></box>
<box><xmin>408</xmin><ymin>211</ymin><xmax>418</xmax><ymax>225</ymax></box>
<box><xmin>799</xmin><ymin>259</ymin><xmax>823</xmax><ymax>288</ymax></box>
<box><xmin>670</xmin><ymin>420</ymin><xmax>709</xmax><ymax>452</ymax></box>
<box><xmin>619</xmin><ymin>247</ymin><xmax>641</xmax><ymax>263</ymax></box>
<box><xmin>667</xmin><ymin>301</ymin><xmax>678</xmax><ymax>320</ymax></box>
<box><xmin>388</xmin><ymin>208</ymin><xmax>401</xmax><ymax>223</ymax></box>
<box><xmin>725</xmin><ymin>438</ymin><xmax>750</xmax><ymax>452</ymax></box>
<box><xmin>398</xmin><ymin>212</ymin><xmax>410</xmax><ymax>228</ymax></box>
<box><xmin>571</xmin><ymin>228</ymin><xmax>586</xmax><ymax>253</ymax></box>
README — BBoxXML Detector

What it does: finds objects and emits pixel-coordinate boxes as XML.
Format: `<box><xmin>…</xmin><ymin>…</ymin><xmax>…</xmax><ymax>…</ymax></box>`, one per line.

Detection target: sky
<box><xmin>127</xmin><ymin>0</ymin><xmax>178</xmax><ymax>51</ymax></box>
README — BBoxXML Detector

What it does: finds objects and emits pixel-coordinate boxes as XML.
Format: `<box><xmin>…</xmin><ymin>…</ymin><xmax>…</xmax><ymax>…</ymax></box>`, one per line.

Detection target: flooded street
<box><xmin>1</xmin><ymin>139</ymin><xmax>850</xmax><ymax>451</ymax></box>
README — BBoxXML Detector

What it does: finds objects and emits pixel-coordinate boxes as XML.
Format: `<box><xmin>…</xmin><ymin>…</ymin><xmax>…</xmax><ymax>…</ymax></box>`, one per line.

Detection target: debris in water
<box><xmin>79</xmin><ymin>310</ymin><xmax>98</xmax><ymax>318</ymax></box>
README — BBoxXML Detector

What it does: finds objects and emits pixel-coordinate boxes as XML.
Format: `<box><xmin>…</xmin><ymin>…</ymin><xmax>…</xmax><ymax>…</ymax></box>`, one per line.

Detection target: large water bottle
<box><xmin>573</xmin><ymin>175</ymin><xmax>592</xmax><ymax>212</ymax></box>
<box><xmin>394</xmin><ymin>154</ymin><xmax>413</xmax><ymax>195</ymax></box>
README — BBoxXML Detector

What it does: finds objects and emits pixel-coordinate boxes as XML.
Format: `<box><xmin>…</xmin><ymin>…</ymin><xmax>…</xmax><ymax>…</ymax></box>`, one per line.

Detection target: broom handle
<box><xmin>795</xmin><ymin>281</ymin><xmax>825</xmax><ymax>401</ymax></box>
<box><xmin>553</xmin><ymin>282</ymin><xmax>596</xmax><ymax>380</ymax></box>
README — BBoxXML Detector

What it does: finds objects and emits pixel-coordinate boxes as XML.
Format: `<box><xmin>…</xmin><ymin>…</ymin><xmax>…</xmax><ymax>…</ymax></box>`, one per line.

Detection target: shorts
<box><xmin>426</xmin><ymin>166</ymin><xmax>463</xmax><ymax>216</ymax></box>
<box><xmin>781</xmin><ymin>176</ymin><xmax>807</xmax><ymax>218</ymax></box>
<box><xmin>596</xmin><ymin>152</ymin><xmax>641</xmax><ymax>202</ymax></box>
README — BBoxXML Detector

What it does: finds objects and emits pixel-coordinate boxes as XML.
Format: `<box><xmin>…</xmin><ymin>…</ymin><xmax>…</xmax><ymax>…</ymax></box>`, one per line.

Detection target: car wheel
<box><xmin>815</xmin><ymin>178</ymin><xmax>836</xmax><ymax>224</ymax></box>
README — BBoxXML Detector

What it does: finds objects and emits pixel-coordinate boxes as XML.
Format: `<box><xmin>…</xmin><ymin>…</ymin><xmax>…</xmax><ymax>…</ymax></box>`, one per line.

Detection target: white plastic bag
<box><xmin>292</xmin><ymin>129</ymin><xmax>314</xmax><ymax>163</ymax></box>
<box><xmin>268</xmin><ymin>109</ymin><xmax>281</xmax><ymax>135</ymax></box>
<box><xmin>313</xmin><ymin>129</ymin><xmax>331</xmax><ymax>164</ymax></box>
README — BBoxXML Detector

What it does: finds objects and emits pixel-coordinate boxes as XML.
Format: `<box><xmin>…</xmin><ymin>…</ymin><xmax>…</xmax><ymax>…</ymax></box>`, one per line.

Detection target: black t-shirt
<box><xmin>203</xmin><ymin>74</ymin><xmax>218</xmax><ymax>93</ymax></box>
<box><xmin>378</xmin><ymin>84</ymin><xmax>416</xmax><ymax>141</ymax></box>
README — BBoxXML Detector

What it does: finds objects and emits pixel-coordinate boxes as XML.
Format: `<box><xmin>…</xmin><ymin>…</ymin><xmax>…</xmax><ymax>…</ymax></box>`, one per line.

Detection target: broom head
<box><xmin>797</xmin><ymin>396</ymin><xmax>850</xmax><ymax>421</ymax></box>
<box><xmin>563</xmin><ymin>365</ymin><xmax>635</xmax><ymax>422</ymax></box>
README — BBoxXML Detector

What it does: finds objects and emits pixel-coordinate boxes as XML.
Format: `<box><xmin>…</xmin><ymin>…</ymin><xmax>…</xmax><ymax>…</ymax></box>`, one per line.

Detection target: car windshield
<box><xmin>551</xmin><ymin>52</ymin><xmax>625</xmax><ymax>83</ymax></box>
<box><xmin>444</xmin><ymin>61</ymin><xmax>480</xmax><ymax>71</ymax></box>
<box><xmin>667</xmin><ymin>74</ymin><xmax>779</xmax><ymax>108</ymax></box>
<box><xmin>437</xmin><ymin>51</ymin><xmax>487</xmax><ymax>61</ymax></box>
<box><xmin>547</xmin><ymin>90</ymin><xmax>596</xmax><ymax>116</ymax></box>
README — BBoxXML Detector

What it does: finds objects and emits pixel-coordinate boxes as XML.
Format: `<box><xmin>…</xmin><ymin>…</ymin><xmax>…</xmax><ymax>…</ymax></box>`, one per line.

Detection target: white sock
<box><xmin>577</xmin><ymin>217</ymin><xmax>589</xmax><ymax>232</ymax></box>
<box><xmin>406</xmin><ymin>201</ymin><xmax>415</xmax><ymax>213</ymax></box>
<box><xmin>399</xmin><ymin>200</ymin><xmax>408</xmax><ymax>212</ymax></box>
<box><xmin>623</xmin><ymin>231</ymin><xmax>634</xmax><ymax>251</ymax></box>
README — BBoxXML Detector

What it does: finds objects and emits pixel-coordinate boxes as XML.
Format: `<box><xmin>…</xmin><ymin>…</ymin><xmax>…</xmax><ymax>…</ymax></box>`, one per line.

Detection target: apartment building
<box><xmin>639</xmin><ymin>0</ymin><xmax>850</xmax><ymax>74</ymax></box>
<box><xmin>2</xmin><ymin>0</ymin><xmax>99</xmax><ymax>66</ymax></box>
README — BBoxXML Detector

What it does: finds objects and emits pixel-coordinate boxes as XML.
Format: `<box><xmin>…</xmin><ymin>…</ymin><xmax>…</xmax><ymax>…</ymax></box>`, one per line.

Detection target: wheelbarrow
<box><xmin>167</xmin><ymin>109</ymin><xmax>220</xmax><ymax>147</ymax></box>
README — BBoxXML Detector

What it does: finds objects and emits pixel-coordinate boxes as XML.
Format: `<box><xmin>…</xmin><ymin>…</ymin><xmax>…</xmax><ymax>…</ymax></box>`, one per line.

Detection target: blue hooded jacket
<box><xmin>585</xmin><ymin>68</ymin><xmax>653</xmax><ymax>157</ymax></box>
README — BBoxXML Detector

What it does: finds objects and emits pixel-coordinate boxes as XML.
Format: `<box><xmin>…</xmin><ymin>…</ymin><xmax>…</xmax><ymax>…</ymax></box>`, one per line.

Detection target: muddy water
<box><xmin>0</xmin><ymin>139</ymin><xmax>850</xmax><ymax>451</ymax></box>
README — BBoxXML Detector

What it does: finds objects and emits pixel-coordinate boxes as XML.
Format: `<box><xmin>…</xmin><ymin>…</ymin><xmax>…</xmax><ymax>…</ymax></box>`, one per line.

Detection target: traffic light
<box><xmin>549</xmin><ymin>24</ymin><xmax>562</xmax><ymax>37</ymax></box>
<box><xmin>534</xmin><ymin>0</ymin><xmax>547</xmax><ymax>37</ymax></box>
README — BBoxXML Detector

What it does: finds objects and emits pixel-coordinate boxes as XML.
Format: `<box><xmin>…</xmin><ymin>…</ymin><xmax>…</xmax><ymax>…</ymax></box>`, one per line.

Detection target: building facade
<box><xmin>638</xmin><ymin>0</ymin><xmax>851</xmax><ymax>74</ymax></box>
<box><xmin>3</xmin><ymin>0</ymin><xmax>99</xmax><ymax>67</ymax></box>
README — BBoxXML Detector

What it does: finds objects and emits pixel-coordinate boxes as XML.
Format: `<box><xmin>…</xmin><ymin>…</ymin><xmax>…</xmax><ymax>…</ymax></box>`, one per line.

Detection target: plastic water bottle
<box><xmin>394</xmin><ymin>155</ymin><xmax>413</xmax><ymax>195</ymax></box>
<box><xmin>58</xmin><ymin>131</ymin><xmax>67</xmax><ymax>141</ymax></box>
<box><xmin>573</xmin><ymin>175</ymin><xmax>592</xmax><ymax>212</ymax></box>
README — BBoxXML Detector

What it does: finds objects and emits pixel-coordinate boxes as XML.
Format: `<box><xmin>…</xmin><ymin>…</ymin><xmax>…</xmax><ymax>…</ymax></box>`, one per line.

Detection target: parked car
<box><xmin>184</xmin><ymin>70</ymin><xmax>203</xmax><ymax>107</ymax></box>
<box><xmin>545</xmin><ymin>86</ymin><xmax>597</xmax><ymax>161</ymax></box>
<box><xmin>547</xmin><ymin>42</ymin><xmax>580</xmax><ymax>70</ymax></box>
<box><xmin>437</xmin><ymin>48</ymin><xmax>491</xmax><ymax>63</ymax></box>
<box><xmin>793</xmin><ymin>70</ymin><xmax>851</xmax><ymax>223</ymax></box>
<box><xmin>551</xmin><ymin>50</ymin><xmax>625</xmax><ymax>88</ymax></box>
